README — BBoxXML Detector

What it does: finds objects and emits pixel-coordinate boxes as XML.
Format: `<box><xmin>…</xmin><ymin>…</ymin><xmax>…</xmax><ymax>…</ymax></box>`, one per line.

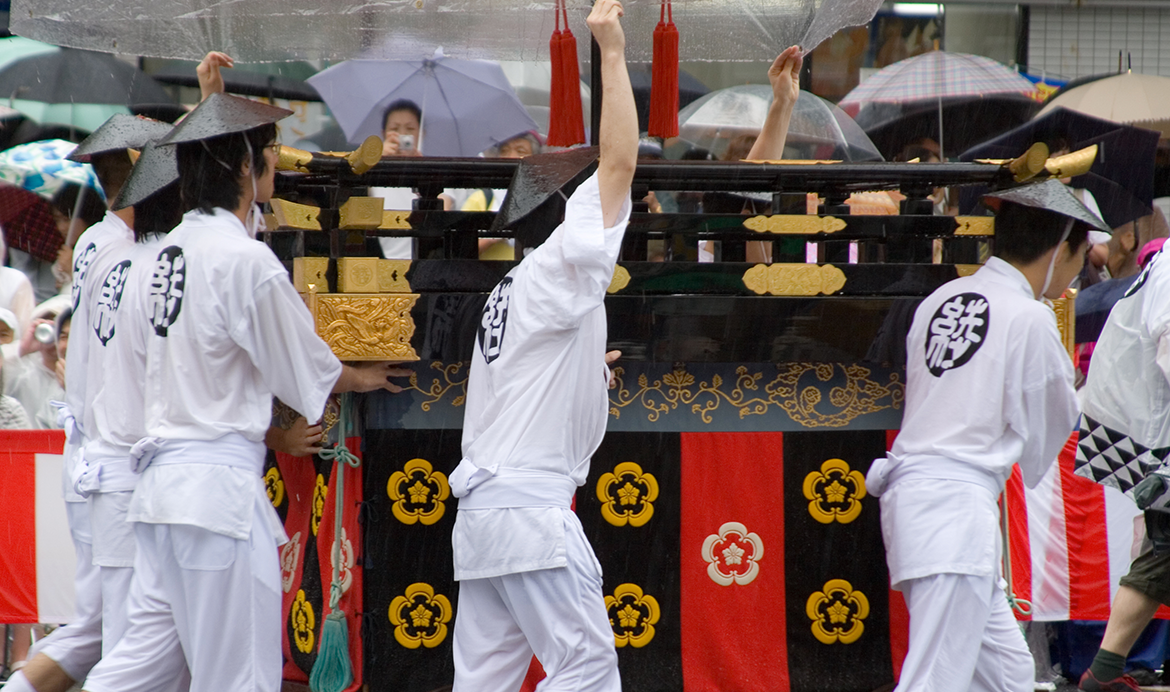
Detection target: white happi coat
<box><xmin>75</xmin><ymin>236</ymin><xmax>162</xmax><ymax>567</ymax></box>
<box><xmin>129</xmin><ymin>208</ymin><xmax>341</xmax><ymax>540</ymax></box>
<box><xmin>451</xmin><ymin>172</ymin><xmax>631</xmax><ymax>581</ymax></box>
<box><xmin>63</xmin><ymin>212</ymin><xmax>134</xmax><ymax>500</ymax></box>
<box><xmin>870</xmin><ymin>257</ymin><xmax>1079</xmax><ymax>587</ymax></box>
<box><xmin>1081</xmin><ymin>249</ymin><xmax>1170</xmax><ymax>451</ymax></box>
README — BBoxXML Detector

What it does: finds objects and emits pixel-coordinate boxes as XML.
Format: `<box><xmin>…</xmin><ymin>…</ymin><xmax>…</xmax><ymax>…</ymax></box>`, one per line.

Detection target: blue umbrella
<box><xmin>308</xmin><ymin>48</ymin><xmax>537</xmax><ymax>156</ymax></box>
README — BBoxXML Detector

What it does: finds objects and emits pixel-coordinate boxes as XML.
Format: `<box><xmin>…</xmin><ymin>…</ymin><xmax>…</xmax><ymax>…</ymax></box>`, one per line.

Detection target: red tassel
<box><xmin>547</xmin><ymin>0</ymin><xmax>585</xmax><ymax>146</ymax></box>
<box><xmin>648</xmin><ymin>0</ymin><xmax>679</xmax><ymax>139</ymax></box>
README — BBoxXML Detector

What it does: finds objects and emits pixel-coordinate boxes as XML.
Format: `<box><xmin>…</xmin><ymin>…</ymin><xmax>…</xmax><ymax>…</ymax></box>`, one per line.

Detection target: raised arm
<box><xmin>197</xmin><ymin>51</ymin><xmax>234</xmax><ymax>101</ymax></box>
<box><xmin>746</xmin><ymin>46</ymin><xmax>803</xmax><ymax>161</ymax></box>
<box><xmin>587</xmin><ymin>0</ymin><xmax>638</xmax><ymax>229</ymax></box>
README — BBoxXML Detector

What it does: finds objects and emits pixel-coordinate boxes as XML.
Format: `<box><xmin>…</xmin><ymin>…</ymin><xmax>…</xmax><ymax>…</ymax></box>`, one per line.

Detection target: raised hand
<box><xmin>767</xmin><ymin>46</ymin><xmax>803</xmax><ymax>109</ymax></box>
<box><xmin>587</xmin><ymin>0</ymin><xmax>626</xmax><ymax>55</ymax></box>
<box><xmin>197</xmin><ymin>51</ymin><xmax>234</xmax><ymax>101</ymax></box>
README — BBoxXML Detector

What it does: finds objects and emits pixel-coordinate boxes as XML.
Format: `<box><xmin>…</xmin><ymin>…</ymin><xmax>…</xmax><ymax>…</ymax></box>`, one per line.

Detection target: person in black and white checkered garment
<box><xmin>1075</xmin><ymin>214</ymin><xmax>1170</xmax><ymax>691</ymax></box>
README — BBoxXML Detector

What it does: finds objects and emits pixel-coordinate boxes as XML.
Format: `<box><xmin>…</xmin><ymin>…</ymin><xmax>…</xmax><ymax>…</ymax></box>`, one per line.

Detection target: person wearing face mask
<box><xmin>865</xmin><ymin>179</ymin><xmax>1108</xmax><ymax>692</ymax></box>
<box><xmin>77</xmin><ymin>93</ymin><xmax>412</xmax><ymax>692</ymax></box>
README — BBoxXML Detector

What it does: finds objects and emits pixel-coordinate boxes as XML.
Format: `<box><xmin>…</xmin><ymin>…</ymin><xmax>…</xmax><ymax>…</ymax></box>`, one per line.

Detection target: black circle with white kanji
<box><xmin>477</xmin><ymin>276</ymin><xmax>513</xmax><ymax>364</ymax></box>
<box><xmin>924</xmin><ymin>292</ymin><xmax>990</xmax><ymax>377</ymax></box>
<box><xmin>92</xmin><ymin>259</ymin><xmax>131</xmax><ymax>346</ymax></box>
<box><xmin>149</xmin><ymin>246</ymin><xmax>185</xmax><ymax>337</ymax></box>
<box><xmin>71</xmin><ymin>242</ymin><xmax>96</xmax><ymax>310</ymax></box>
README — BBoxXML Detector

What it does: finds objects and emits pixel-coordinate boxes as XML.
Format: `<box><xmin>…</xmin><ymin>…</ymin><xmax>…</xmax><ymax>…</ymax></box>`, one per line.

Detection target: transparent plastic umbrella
<box><xmin>13</xmin><ymin>0</ymin><xmax>884</xmax><ymax>64</ymax></box>
<box><xmin>677</xmin><ymin>85</ymin><xmax>882</xmax><ymax>162</ymax></box>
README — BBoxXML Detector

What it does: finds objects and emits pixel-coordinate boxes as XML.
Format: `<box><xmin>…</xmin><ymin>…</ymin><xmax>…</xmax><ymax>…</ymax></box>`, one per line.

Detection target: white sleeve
<box><xmin>519</xmin><ymin>172</ymin><xmax>632</xmax><ymax>330</ymax></box>
<box><xmin>1014</xmin><ymin>321</ymin><xmax>1080</xmax><ymax>488</ymax></box>
<box><xmin>230</xmin><ymin>276</ymin><xmax>342</xmax><ymax>423</ymax></box>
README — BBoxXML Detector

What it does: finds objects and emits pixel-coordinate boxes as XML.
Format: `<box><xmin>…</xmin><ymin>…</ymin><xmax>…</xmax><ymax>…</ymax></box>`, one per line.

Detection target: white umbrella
<box><xmin>1038</xmin><ymin>72</ymin><xmax>1170</xmax><ymax>138</ymax></box>
<box><xmin>307</xmin><ymin>49</ymin><xmax>538</xmax><ymax>156</ymax></box>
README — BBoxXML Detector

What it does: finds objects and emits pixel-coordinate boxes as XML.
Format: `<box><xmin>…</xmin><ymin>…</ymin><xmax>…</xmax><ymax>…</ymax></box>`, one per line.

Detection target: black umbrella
<box><xmin>0</xmin><ymin>48</ymin><xmax>176</xmax><ymax>116</ymax></box>
<box><xmin>149</xmin><ymin>66</ymin><xmax>321</xmax><ymax>102</ymax></box>
<box><xmin>959</xmin><ymin>107</ymin><xmax>1160</xmax><ymax>228</ymax></box>
<box><xmin>854</xmin><ymin>93</ymin><xmax>1040</xmax><ymax>160</ymax></box>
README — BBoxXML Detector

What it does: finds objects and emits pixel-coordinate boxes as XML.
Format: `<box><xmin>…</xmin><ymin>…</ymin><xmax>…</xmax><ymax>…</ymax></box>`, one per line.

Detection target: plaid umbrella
<box><xmin>0</xmin><ymin>139</ymin><xmax>103</xmax><ymax>201</ymax></box>
<box><xmin>840</xmin><ymin>51</ymin><xmax>1036</xmax><ymax>106</ymax></box>
<box><xmin>839</xmin><ymin>51</ymin><xmax>1037</xmax><ymax>158</ymax></box>
<box><xmin>0</xmin><ymin>180</ymin><xmax>62</xmax><ymax>262</ymax></box>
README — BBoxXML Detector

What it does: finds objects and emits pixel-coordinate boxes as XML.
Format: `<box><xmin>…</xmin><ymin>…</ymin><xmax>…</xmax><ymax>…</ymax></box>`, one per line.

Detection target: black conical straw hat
<box><xmin>158</xmin><ymin>93</ymin><xmax>291</xmax><ymax>146</ymax></box>
<box><xmin>68</xmin><ymin>113</ymin><xmax>173</xmax><ymax>162</ymax></box>
<box><xmin>984</xmin><ymin>179</ymin><xmax>1110</xmax><ymax>233</ymax></box>
<box><xmin>112</xmin><ymin>140</ymin><xmax>177</xmax><ymax>210</ymax></box>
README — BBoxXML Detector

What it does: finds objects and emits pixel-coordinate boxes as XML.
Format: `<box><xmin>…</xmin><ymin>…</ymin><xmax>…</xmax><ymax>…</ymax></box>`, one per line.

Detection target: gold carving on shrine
<box><xmin>337</xmin><ymin>257</ymin><xmax>380</xmax><ymax>293</ymax></box>
<box><xmin>339</xmin><ymin>197</ymin><xmax>385</xmax><ymax>230</ymax></box>
<box><xmin>1051</xmin><ymin>291</ymin><xmax>1077</xmax><ymax>363</ymax></box>
<box><xmin>1046</xmin><ymin>144</ymin><xmax>1097</xmax><ymax>179</ymax></box>
<box><xmin>743</xmin><ymin>215</ymin><xmax>846</xmax><ymax>235</ymax></box>
<box><xmin>314</xmin><ymin>293</ymin><xmax>420</xmax><ymax>361</ymax></box>
<box><xmin>379</xmin><ymin>260</ymin><xmax>412</xmax><ymax>293</ymax></box>
<box><xmin>346</xmin><ymin>135</ymin><xmax>383</xmax><ymax>175</ymax></box>
<box><xmin>608</xmin><ymin>265</ymin><xmax>631</xmax><ymax>294</ymax></box>
<box><xmin>275</xmin><ymin>144</ymin><xmax>313</xmax><ymax>173</ymax></box>
<box><xmin>742</xmin><ymin>263</ymin><xmax>847</xmax><ymax>296</ymax></box>
<box><xmin>381</xmin><ymin>211</ymin><xmax>413</xmax><ymax>230</ymax></box>
<box><xmin>1009</xmin><ymin>142</ymin><xmax>1050</xmax><ymax>182</ymax></box>
<box><xmin>269</xmin><ymin>198</ymin><xmax>321</xmax><ymax>231</ymax></box>
<box><xmin>954</xmin><ymin>217</ymin><xmax>995</xmax><ymax>236</ymax></box>
<box><xmin>292</xmin><ymin>257</ymin><xmax>328</xmax><ymax>293</ymax></box>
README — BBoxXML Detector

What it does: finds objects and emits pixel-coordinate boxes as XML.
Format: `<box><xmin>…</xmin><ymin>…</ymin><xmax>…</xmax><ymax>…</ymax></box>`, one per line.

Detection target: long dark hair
<box><xmin>133</xmin><ymin>181</ymin><xmax>183</xmax><ymax>243</ymax></box>
<box><xmin>175</xmin><ymin>123</ymin><xmax>276</xmax><ymax>215</ymax></box>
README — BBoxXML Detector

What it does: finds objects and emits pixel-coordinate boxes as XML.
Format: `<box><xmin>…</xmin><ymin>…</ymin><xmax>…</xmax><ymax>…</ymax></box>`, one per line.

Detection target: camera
<box><xmin>399</xmin><ymin>134</ymin><xmax>415</xmax><ymax>152</ymax></box>
<box><xmin>34</xmin><ymin>322</ymin><xmax>55</xmax><ymax>344</ymax></box>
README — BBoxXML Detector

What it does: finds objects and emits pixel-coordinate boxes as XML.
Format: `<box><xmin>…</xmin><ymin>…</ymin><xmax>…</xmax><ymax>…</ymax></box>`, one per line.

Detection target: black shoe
<box><xmin>1079</xmin><ymin>669</ymin><xmax>1143</xmax><ymax>691</ymax></box>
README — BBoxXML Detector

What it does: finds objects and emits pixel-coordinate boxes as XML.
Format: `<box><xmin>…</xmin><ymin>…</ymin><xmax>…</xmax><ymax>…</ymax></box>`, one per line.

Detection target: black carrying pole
<box><xmin>591</xmin><ymin>36</ymin><xmax>602</xmax><ymax>146</ymax></box>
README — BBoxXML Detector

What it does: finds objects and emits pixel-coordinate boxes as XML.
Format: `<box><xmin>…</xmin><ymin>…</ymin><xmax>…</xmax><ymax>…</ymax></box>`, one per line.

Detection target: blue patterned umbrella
<box><xmin>0</xmin><ymin>139</ymin><xmax>104</xmax><ymax>201</ymax></box>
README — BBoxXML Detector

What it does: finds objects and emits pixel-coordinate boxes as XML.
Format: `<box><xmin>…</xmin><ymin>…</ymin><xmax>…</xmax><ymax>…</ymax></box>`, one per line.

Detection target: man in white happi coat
<box><xmin>1074</xmin><ymin>228</ymin><xmax>1170</xmax><ymax>692</ymax></box>
<box><xmin>80</xmin><ymin>94</ymin><xmax>409</xmax><ymax>692</ymax></box>
<box><xmin>866</xmin><ymin>180</ymin><xmax>1108</xmax><ymax>692</ymax></box>
<box><xmin>5</xmin><ymin>115</ymin><xmax>172</xmax><ymax>692</ymax></box>
<box><xmin>447</xmin><ymin>1</ymin><xmax>637</xmax><ymax>689</ymax></box>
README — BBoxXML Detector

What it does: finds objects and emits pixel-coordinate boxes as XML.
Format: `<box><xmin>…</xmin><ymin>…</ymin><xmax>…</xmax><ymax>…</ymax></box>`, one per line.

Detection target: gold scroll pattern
<box><xmin>314</xmin><ymin>294</ymin><xmax>420</xmax><ymax>361</ymax></box>
<box><xmin>743</xmin><ymin>215</ymin><xmax>847</xmax><ymax>235</ymax></box>
<box><xmin>1051</xmin><ymin>292</ymin><xmax>1076</xmax><ymax>363</ymax></box>
<box><xmin>742</xmin><ymin>263</ymin><xmax>847</xmax><ymax>296</ymax></box>
<box><xmin>401</xmin><ymin>361</ymin><xmax>903</xmax><ymax>429</ymax></box>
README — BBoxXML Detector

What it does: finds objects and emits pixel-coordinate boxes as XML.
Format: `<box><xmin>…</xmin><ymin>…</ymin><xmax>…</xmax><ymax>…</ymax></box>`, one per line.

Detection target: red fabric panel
<box><xmin>1060</xmin><ymin>443</ymin><xmax>1112</xmax><ymax>620</ymax></box>
<box><xmin>278</xmin><ymin>449</ymin><xmax>317</xmax><ymax>683</ymax></box>
<box><xmin>680</xmin><ymin>432</ymin><xmax>788</xmax><ymax>692</ymax></box>
<box><xmin>315</xmin><ymin>436</ymin><xmax>365</xmax><ymax>692</ymax></box>
<box><xmin>0</xmin><ymin>431</ymin><xmax>60</xmax><ymax>622</ymax></box>
<box><xmin>517</xmin><ymin>657</ymin><xmax>546</xmax><ymax>692</ymax></box>
<box><xmin>888</xmin><ymin>589</ymin><xmax>909</xmax><ymax>680</ymax></box>
<box><xmin>1005</xmin><ymin>466</ymin><xmax>1033</xmax><ymax>621</ymax></box>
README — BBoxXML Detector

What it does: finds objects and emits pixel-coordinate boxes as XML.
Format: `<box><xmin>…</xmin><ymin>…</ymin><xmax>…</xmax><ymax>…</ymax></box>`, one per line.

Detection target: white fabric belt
<box><xmin>451</xmin><ymin>458</ymin><xmax>576</xmax><ymax>510</ymax></box>
<box><xmin>72</xmin><ymin>452</ymin><xmax>137</xmax><ymax>497</ymax></box>
<box><xmin>131</xmin><ymin>434</ymin><xmax>266</xmax><ymax>475</ymax></box>
<box><xmin>868</xmin><ymin>453</ymin><xmax>1004</xmax><ymax>498</ymax></box>
<box><xmin>52</xmin><ymin>401</ymin><xmax>87</xmax><ymax>503</ymax></box>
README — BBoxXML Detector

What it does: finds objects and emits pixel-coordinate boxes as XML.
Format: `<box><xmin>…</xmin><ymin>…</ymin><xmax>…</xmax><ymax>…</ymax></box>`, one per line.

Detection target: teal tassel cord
<box><xmin>309</xmin><ymin>394</ymin><xmax>361</xmax><ymax>692</ymax></box>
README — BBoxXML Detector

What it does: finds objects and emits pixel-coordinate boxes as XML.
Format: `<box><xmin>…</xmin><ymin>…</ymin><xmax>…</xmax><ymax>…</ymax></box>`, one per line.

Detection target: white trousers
<box><xmin>32</xmin><ymin>502</ymin><xmax>103</xmax><ymax>683</ymax></box>
<box><xmin>895</xmin><ymin>573</ymin><xmax>1033</xmax><ymax>692</ymax></box>
<box><xmin>452</xmin><ymin>518</ymin><xmax>620</xmax><ymax>692</ymax></box>
<box><xmin>83</xmin><ymin>509</ymin><xmax>280</xmax><ymax>692</ymax></box>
